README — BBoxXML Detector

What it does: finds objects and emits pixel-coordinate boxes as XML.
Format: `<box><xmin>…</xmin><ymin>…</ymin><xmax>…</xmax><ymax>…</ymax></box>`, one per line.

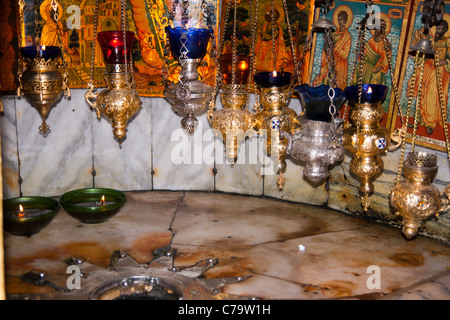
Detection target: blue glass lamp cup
<box><xmin>295</xmin><ymin>84</ymin><xmax>346</xmax><ymax>122</ymax></box>
<box><xmin>20</xmin><ymin>46</ymin><xmax>61</xmax><ymax>60</ymax></box>
<box><xmin>254</xmin><ymin>72</ymin><xmax>292</xmax><ymax>88</ymax></box>
<box><xmin>165</xmin><ymin>27</ymin><xmax>212</xmax><ymax>60</ymax></box>
<box><xmin>344</xmin><ymin>84</ymin><xmax>388</xmax><ymax>104</ymax></box>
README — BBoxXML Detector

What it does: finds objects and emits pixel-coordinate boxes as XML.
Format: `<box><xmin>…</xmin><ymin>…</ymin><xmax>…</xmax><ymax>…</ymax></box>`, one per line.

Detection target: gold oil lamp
<box><xmin>390</xmin><ymin>1</ymin><xmax>450</xmax><ymax>238</ymax></box>
<box><xmin>85</xmin><ymin>0</ymin><xmax>141</xmax><ymax>144</ymax></box>
<box><xmin>343</xmin><ymin>84</ymin><xmax>390</xmax><ymax>210</ymax></box>
<box><xmin>163</xmin><ymin>1</ymin><xmax>215</xmax><ymax>133</ymax></box>
<box><xmin>253</xmin><ymin>0</ymin><xmax>303</xmax><ymax>189</ymax></box>
<box><xmin>208</xmin><ymin>84</ymin><xmax>256</xmax><ymax>160</ymax></box>
<box><xmin>85</xmin><ymin>30</ymin><xmax>141</xmax><ymax>144</ymax></box>
<box><xmin>390</xmin><ymin>152</ymin><xmax>450</xmax><ymax>239</ymax></box>
<box><xmin>17</xmin><ymin>0</ymin><xmax>70</xmax><ymax>137</ymax></box>
<box><xmin>254</xmin><ymin>71</ymin><xmax>300</xmax><ymax>188</ymax></box>
<box><xmin>207</xmin><ymin>0</ymin><xmax>256</xmax><ymax>161</ymax></box>
<box><xmin>342</xmin><ymin>3</ymin><xmax>404</xmax><ymax>211</ymax></box>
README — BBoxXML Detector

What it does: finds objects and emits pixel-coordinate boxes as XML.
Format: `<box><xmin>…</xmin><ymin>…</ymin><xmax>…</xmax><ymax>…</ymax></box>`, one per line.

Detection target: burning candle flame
<box><xmin>41</xmin><ymin>45</ymin><xmax>46</xmax><ymax>50</ymax></box>
<box><xmin>100</xmin><ymin>195</ymin><xmax>105</xmax><ymax>205</ymax></box>
<box><xmin>367</xmin><ymin>86</ymin><xmax>372</xmax><ymax>94</ymax></box>
<box><xmin>272</xmin><ymin>71</ymin><xmax>278</xmax><ymax>77</ymax></box>
<box><xmin>18</xmin><ymin>204</ymin><xmax>25</xmax><ymax>218</ymax></box>
<box><xmin>239</xmin><ymin>61</ymin><xmax>248</xmax><ymax>71</ymax></box>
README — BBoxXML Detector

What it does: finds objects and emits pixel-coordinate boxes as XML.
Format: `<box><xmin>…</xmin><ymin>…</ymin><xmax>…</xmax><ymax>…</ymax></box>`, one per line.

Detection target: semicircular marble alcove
<box><xmin>1</xmin><ymin>91</ymin><xmax>450</xmax><ymax>300</ymax></box>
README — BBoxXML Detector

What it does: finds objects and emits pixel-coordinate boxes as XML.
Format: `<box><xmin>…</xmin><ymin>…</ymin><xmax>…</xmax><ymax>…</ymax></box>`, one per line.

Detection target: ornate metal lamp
<box><xmin>163</xmin><ymin>0</ymin><xmax>215</xmax><ymax>133</ymax></box>
<box><xmin>343</xmin><ymin>84</ymin><xmax>390</xmax><ymax>210</ymax></box>
<box><xmin>207</xmin><ymin>0</ymin><xmax>256</xmax><ymax>161</ymax></box>
<box><xmin>342</xmin><ymin>1</ymin><xmax>403</xmax><ymax>210</ymax></box>
<box><xmin>252</xmin><ymin>0</ymin><xmax>303</xmax><ymax>189</ymax></box>
<box><xmin>282</xmin><ymin>84</ymin><xmax>346</xmax><ymax>184</ymax></box>
<box><xmin>85</xmin><ymin>0</ymin><xmax>141</xmax><ymax>145</ymax></box>
<box><xmin>17</xmin><ymin>0</ymin><xmax>70</xmax><ymax>137</ymax></box>
<box><xmin>254</xmin><ymin>71</ymin><xmax>300</xmax><ymax>188</ymax></box>
<box><xmin>389</xmin><ymin>0</ymin><xmax>450</xmax><ymax>238</ymax></box>
<box><xmin>390</xmin><ymin>152</ymin><xmax>450</xmax><ymax>239</ymax></box>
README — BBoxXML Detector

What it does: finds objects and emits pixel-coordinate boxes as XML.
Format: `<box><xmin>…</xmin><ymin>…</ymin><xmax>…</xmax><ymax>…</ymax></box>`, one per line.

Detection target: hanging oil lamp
<box><xmin>390</xmin><ymin>152</ymin><xmax>450</xmax><ymax>239</ymax></box>
<box><xmin>17</xmin><ymin>0</ymin><xmax>70</xmax><ymax>137</ymax></box>
<box><xmin>343</xmin><ymin>84</ymin><xmax>390</xmax><ymax>210</ymax></box>
<box><xmin>253</xmin><ymin>0</ymin><xmax>303</xmax><ymax>189</ymax></box>
<box><xmin>85</xmin><ymin>0</ymin><xmax>141</xmax><ymax>144</ymax></box>
<box><xmin>390</xmin><ymin>0</ymin><xmax>450</xmax><ymax>238</ymax></box>
<box><xmin>254</xmin><ymin>71</ymin><xmax>300</xmax><ymax>188</ymax></box>
<box><xmin>207</xmin><ymin>0</ymin><xmax>256</xmax><ymax>161</ymax></box>
<box><xmin>282</xmin><ymin>84</ymin><xmax>346</xmax><ymax>184</ymax></box>
<box><xmin>342</xmin><ymin>3</ymin><xmax>401</xmax><ymax>211</ymax></box>
<box><xmin>163</xmin><ymin>0</ymin><xmax>215</xmax><ymax>133</ymax></box>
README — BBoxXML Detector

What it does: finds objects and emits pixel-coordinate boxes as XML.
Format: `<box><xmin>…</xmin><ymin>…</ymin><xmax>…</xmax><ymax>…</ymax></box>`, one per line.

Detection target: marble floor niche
<box><xmin>4</xmin><ymin>191</ymin><xmax>450</xmax><ymax>300</ymax></box>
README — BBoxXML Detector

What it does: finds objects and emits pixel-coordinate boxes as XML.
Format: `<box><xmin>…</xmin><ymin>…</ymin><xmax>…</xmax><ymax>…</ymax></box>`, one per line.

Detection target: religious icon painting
<box><xmin>392</xmin><ymin>0</ymin><xmax>450</xmax><ymax>152</ymax></box>
<box><xmin>0</xmin><ymin>0</ymin><xmax>19</xmax><ymax>94</ymax></box>
<box><xmin>18</xmin><ymin>0</ymin><xmax>220</xmax><ymax>97</ymax></box>
<box><xmin>306</xmin><ymin>0</ymin><xmax>411</xmax><ymax>129</ymax></box>
<box><xmin>218</xmin><ymin>0</ymin><xmax>314</xmax><ymax>83</ymax></box>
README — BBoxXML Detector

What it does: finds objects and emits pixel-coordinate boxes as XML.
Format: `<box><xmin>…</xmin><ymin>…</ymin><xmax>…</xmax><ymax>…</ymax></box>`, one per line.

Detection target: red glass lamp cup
<box><xmin>97</xmin><ymin>31</ymin><xmax>135</xmax><ymax>65</ymax></box>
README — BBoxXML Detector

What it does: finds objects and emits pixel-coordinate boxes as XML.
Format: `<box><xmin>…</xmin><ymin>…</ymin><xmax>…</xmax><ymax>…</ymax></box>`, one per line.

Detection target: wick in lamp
<box><xmin>3</xmin><ymin>197</ymin><xmax>60</xmax><ymax>237</ymax></box>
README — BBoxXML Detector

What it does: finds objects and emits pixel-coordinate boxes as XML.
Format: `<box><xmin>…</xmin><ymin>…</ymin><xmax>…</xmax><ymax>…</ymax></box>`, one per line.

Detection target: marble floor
<box><xmin>4</xmin><ymin>191</ymin><xmax>450</xmax><ymax>300</ymax></box>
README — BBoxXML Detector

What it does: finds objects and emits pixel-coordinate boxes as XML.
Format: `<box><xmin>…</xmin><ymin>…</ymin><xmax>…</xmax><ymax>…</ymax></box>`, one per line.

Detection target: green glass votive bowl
<box><xmin>3</xmin><ymin>196</ymin><xmax>60</xmax><ymax>236</ymax></box>
<box><xmin>60</xmin><ymin>188</ymin><xmax>126</xmax><ymax>224</ymax></box>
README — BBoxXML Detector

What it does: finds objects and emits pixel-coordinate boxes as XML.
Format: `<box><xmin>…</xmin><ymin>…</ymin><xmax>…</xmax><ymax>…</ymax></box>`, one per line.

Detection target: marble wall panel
<box><xmin>1</xmin><ymin>96</ymin><xmax>20</xmax><ymax>199</ymax></box>
<box><xmin>15</xmin><ymin>90</ymin><xmax>93</xmax><ymax>197</ymax></box>
<box><xmin>151</xmin><ymin>97</ymin><xmax>214</xmax><ymax>191</ymax></box>
<box><xmin>92</xmin><ymin>96</ymin><xmax>153</xmax><ymax>191</ymax></box>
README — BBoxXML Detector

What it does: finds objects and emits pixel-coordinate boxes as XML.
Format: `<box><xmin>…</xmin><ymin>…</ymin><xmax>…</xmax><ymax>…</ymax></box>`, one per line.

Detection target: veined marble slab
<box><xmin>15</xmin><ymin>90</ymin><xmax>93</xmax><ymax>197</ymax></box>
<box><xmin>4</xmin><ymin>191</ymin><xmax>450</xmax><ymax>300</ymax></box>
<box><xmin>151</xmin><ymin>97</ymin><xmax>214</xmax><ymax>191</ymax></box>
<box><xmin>1</xmin><ymin>96</ymin><xmax>20</xmax><ymax>199</ymax></box>
<box><xmin>92</xmin><ymin>95</ymin><xmax>152</xmax><ymax>191</ymax></box>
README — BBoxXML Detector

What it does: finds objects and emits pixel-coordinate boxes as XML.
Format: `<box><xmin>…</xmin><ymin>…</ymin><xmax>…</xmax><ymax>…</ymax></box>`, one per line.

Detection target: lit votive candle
<box><xmin>254</xmin><ymin>71</ymin><xmax>292</xmax><ymax>88</ymax></box>
<box><xmin>60</xmin><ymin>188</ymin><xmax>126</xmax><ymax>224</ymax></box>
<box><xmin>3</xmin><ymin>197</ymin><xmax>60</xmax><ymax>236</ymax></box>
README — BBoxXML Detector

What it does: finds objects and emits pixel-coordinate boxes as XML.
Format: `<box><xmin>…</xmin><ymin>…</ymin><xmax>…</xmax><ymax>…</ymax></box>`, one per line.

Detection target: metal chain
<box><xmin>281</xmin><ymin>0</ymin><xmax>301</xmax><ymax>84</ymax></box>
<box><xmin>324</xmin><ymin>27</ymin><xmax>337</xmax><ymax>88</ymax></box>
<box><xmin>208</xmin><ymin>0</ymin><xmax>232</xmax><ymax>113</ymax></box>
<box><xmin>161</xmin><ymin>0</ymin><xmax>179</xmax><ymax>86</ymax></box>
<box><xmin>121</xmin><ymin>0</ymin><xmax>130</xmax><ymax>89</ymax></box>
<box><xmin>411</xmin><ymin>54</ymin><xmax>425</xmax><ymax>155</ymax></box>
<box><xmin>34</xmin><ymin>0</ymin><xmax>40</xmax><ymax>48</ymax></box>
<box><xmin>434</xmin><ymin>50</ymin><xmax>450</xmax><ymax>161</ymax></box>
<box><xmin>270</xmin><ymin>0</ymin><xmax>276</xmax><ymax>71</ymax></box>
<box><xmin>248</xmin><ymin>0</ymin><xmax>260</xmax><ymax>111</ymax></box>
<box><xmin>357</xmin><ymin>25</ymin><xmax>367</xmax><ymax>105</ymax></box>
<box><xmin>231</xmin><ymin>0</ymin><xmax>238</xmax><ymax>86</ymax></box>
<box><xmin>87</xmin><ymin>0</ymin><xmax>99</xmax><ymax>92</ymax></box>
<box><xmin>396</xmin><ymin>51</ymin><xmax>421</xmax><ymax>184</ymax></box>
<box><xmin>381</xmin><ymin>22</ymin><xmax>402</xmax><ymax>126</ymax></box>
<box><xmin>17</xmin><ymin>0</ymin><xmax>25</xmax><ymax>97</ymax></box>
<box><xmin>52</xmin><ymin>0</ymin><xmax>70</xmax><ymax>97</ymax></box>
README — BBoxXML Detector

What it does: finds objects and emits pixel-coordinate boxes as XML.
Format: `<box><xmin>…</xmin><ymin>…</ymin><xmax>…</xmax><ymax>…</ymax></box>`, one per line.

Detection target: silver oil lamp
<box><xmin>163</xmin><ymin>1</ymin><xmax>215</xmax><ymax>133</ymax></box>
<box><xmin>282</xmin><ymin>84</ymin><xmax>346</xmax><ymax>184</ymax></box>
